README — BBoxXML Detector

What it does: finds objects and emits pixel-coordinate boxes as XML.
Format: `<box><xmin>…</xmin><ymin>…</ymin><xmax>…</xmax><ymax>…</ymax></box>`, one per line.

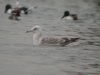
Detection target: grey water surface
<box><xmin>0</xmin><ymin>0</ymin><xmax>100</xmax><ymax>75</ymax></box>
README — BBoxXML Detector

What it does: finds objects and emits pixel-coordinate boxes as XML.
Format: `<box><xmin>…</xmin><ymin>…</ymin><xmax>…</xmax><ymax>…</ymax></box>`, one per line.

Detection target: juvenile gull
<box><xmin>26</xmin><ymin>26</ymin><xmax>79</xmax><ymax>46</ymax></box>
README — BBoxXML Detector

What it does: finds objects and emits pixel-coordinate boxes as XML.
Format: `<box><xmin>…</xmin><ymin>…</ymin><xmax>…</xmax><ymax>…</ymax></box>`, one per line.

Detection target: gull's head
<box><xmin>26</xmin><ymin>25</ymin><xmax>42</xmax><ymax>46</ymax></box>
<box><xmin>26</xmin><ymin>25</ymin><xmax>42</xmax><ymax>33</ymax></box>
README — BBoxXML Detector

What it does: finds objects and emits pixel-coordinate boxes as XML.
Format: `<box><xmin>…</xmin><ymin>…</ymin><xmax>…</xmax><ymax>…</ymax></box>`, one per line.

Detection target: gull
<box><xmin>26</xmin><ymin>25</ymin><xmax>79</xmax><ymax>46</ymax></box>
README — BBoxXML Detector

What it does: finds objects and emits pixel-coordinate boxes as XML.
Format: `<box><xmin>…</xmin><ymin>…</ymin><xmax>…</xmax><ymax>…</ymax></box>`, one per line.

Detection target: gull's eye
<box><xmin>34</xmin><ymin>28</ymin><xmax>38</xmax><ymax>30</ymax></box>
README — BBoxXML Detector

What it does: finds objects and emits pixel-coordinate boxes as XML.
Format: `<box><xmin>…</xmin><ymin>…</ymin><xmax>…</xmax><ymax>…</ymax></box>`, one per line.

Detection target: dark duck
<box><xmin>61</xmin><ymin>10</ymin><xmax>78</xmax><ymax>20</ymax></box>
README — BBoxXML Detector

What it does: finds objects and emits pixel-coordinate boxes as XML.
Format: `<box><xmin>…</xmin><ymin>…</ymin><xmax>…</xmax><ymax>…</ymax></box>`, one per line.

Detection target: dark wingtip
<box><xmin>60</xmin><ymin>38</ymin><xmax>70</xmax><ymax>46</ymax></box>
<box><xmin>60</xmin><ymin>37</ymin><xmax>80</xmax><ymax>46</ymax></box>
<box><xmin>70</xmin><ymin>38</ymin><xmax>80</xmax><ymax>42</ymax></box>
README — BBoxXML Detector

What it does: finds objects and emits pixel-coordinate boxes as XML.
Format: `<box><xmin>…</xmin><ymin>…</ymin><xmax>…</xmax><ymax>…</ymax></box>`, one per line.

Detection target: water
<box><xmin>0</xmin><ymin>0</ymin><xmax>100</xmax><ymax>75</ymax></box>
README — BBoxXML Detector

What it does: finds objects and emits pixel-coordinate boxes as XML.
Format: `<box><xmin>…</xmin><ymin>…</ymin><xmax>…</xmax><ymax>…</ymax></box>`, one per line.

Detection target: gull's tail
<box><xmin>60</xmin><ymin>37</ymin><xmax>80</xmax><ymax>46</ymax></box>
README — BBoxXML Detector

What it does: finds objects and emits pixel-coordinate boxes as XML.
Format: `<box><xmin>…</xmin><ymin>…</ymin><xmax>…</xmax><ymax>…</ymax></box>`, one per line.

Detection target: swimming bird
<box><xmin>5</xmin><ymin>4</ymin><xmax>33</xmax><ymax>20</ymax></box>
<box><xmin>8</xmin><ymin>6</ymin><xmax>34</xmax><ymax>20</ymax></box>
<box><xmin>4</xmin><ymin>3</ymin><xmax>33</xmax><ymax>15</ymax></box>
<box><xmin>26</xmin><ymin>25</ymin><xmax>79</xmax><ymax>46</ymax></box>
<box><xmin>4</xmin><ymin>4</ymin><xmax>13</xmax><ymax>14</ymax></box>
<box><xmin>8</xmin><ymin>7</ymin><xmax>22</xmax><ymax>21</ymax></box>
<box><xmin>61</xmin><ymin>10</ymin><xmax>78</xmax><ymax>20</ymax></box>
<box><xmin>4</xmin><ymin>4</ymin><xmax>21</xmax><ymax>15</ymax></box>
<box><xmin>4</xmin><ymin>1</ymin><xmax>21</xmax><ymax>14</ymax></box>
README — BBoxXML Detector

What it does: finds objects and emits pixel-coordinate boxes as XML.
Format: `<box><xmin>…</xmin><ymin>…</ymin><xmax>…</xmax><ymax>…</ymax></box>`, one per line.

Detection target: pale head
<box><xmin>31</xmin><ymin>25</ymin><xmax>42</xmax><ymax>33</ymax></box>
<box><xmin>26</xmin><ymin>25</ymin><xmax>42</xmax><ymax>46</ymax></box>
<box><xmin>26</xmin><ymin>25</ymin><xmax>42</xmax><ymax>33</ymax></box>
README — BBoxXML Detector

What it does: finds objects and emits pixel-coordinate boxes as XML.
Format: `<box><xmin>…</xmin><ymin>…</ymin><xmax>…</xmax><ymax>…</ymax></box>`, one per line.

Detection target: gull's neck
<box><xmin>33</xmin><ymin>32</ymin><xmax>42</xmax><ymax>45</ymax></box>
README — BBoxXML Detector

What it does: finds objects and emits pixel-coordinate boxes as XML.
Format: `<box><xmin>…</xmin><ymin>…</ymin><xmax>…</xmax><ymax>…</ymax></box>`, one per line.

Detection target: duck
<box><xmin>5</xmin><ymin>4</ymin><xmax>34</xmax><ymax>20</ymax></box>
<box><xmin>4</xmin><ymin>3</ymin><xmax>34</xmax><ymax>15</ymax></box>
<box><xmin>8</xmin><ymin>8</ymin><xmax>21</xmax><ymax>21</ymax></box>
<box><xmin>4</xmin><ymin>4</ymin><xmax>13</xmax><ymax>14</ymax></box>
<box><xmin>26</xmin><ymin>25</ymin><xmax>79</xmax><ymax>46</ymax></box>
<box><xmin>4</xmin><ymin>4</ymin><xmax>20</xmax><ymax>20</ymax></box>
<box><xmin>61</xmin><ymin>10</ymin><xmax>78</xmax><ymax>20</ymax></box>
